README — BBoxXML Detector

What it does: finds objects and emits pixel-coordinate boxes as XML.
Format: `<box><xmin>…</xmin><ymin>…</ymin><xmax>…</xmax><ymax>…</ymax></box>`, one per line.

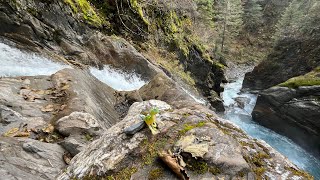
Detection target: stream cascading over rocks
<box><xmin>0</xmin><ymin>42</ymin><xmax>147</xmax><ymax>91</ymax></box>
<box><xmin>222</xmin><ymin>77</ymin><xmax>320</xmax><ymax>179</ymax></box>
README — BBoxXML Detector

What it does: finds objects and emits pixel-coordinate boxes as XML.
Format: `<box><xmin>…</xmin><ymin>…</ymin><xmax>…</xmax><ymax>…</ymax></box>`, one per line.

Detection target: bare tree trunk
<box><xmin>221</xmin><ymin>0</ymin><xmax>228</xmax><ymax>52</ymax></box>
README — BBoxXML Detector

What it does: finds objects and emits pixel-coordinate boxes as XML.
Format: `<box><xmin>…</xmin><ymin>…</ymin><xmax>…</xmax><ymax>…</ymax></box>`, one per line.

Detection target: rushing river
<box><xmin>222</xmin><ymin>77</ymin><xmax>320</xmax><ymax>179</ymax></box>
<box><xmin>2</xmin><ymin>41</ymin><xmax>320</xmax><ymax>178</ymax></box>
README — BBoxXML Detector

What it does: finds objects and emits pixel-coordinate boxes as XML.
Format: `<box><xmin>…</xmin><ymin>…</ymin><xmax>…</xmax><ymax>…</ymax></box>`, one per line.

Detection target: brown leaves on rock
<box><xmin>32</xmin><ymin>124</ymin><xmax>63</xmax><ymax>143</ymax></box>
<box><xmin>158</xmin><ymin>150</ymin><xmax>189</xmax><ymax>180</ymax></box>
<box><xmin>3</xmin><ymin>127</ymin><xmax>30</xmax><ymax>137</ymax></box>
<box><xmin>41</xmin><ymin>104</ymin><xmax>55</xmax><ymax>112</ymax></box>
<box><xmin>20</xmin><ymin>88</ymin><xmax>44</xmax><ymax>101</ymax></box>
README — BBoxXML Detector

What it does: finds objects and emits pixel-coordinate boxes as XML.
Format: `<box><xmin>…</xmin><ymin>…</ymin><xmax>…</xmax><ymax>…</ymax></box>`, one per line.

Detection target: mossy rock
<box><xmin>279</xmin><ymin>68</ymin><xmax>320</xmax><ymax>88</ymax></box>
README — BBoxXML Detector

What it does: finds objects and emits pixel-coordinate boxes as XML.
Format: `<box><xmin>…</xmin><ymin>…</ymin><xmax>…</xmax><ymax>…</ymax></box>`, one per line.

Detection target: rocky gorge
<box><xmin>0</xmin><ymin>0</ymin><xmax>319</xmax><ymax>179</ymax></box>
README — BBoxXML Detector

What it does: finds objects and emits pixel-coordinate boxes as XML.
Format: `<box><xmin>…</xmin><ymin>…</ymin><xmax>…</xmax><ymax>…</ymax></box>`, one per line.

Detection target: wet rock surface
<box><xmin>253</xmin><ymin>85</ymin><xmax>320</xmax><ymax>158</ymax></box>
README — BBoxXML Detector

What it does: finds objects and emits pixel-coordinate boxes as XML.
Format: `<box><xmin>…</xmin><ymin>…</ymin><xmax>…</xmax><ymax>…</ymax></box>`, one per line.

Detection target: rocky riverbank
<box><xmin>0</xmin><ymin>0</ymin><xmax>315</xmax><ymax>179</ymax></box>
<box><xmin>0</xmin><ymin>67</ymin><xmax>312</xmax><ymax>179</ymax></box>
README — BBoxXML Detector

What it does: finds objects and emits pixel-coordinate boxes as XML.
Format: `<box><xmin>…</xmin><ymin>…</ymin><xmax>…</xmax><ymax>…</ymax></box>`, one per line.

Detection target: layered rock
<box><xmin>0</xmin><ymin>68</ymin><xmax>121</xmax><ymax>177</ymax></box>
<box><xmin>0</xmin><ymin>67</ymin><xmax>312</xmax><ymax>179</ymax></box>
<box><xmin>252</xmin><ymin>85</ymin><xmax>320</xmax><ymax>158</ymax></box>
<box><xmin>0</xmin><ymin>0</ymin><xmax>158</xmax><ymax>79</ymax></box>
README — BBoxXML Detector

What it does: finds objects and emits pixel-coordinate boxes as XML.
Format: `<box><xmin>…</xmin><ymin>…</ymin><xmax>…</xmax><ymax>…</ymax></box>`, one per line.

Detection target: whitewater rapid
<box><xmin>0</xmin><ymin>42</ymin><xmax>70</xmax><ymax>77</ymax></box>
<box><xmin>89</xmin><ymin>65</ymin><xmax>146</xmax><ymax>91</ymax></box>
<box><xmin>0</xmin><ymin>42</ymin><xmax>146</xmax><ymax>91</ymax></box>
<box><xmin>222</xmin><ymin>77</ymin><xmax>320</xmax><ymax>179</ymax></box>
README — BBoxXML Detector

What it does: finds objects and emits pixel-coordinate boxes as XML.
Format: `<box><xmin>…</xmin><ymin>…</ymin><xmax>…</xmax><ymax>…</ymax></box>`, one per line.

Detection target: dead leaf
<box><xmin>13</xmin><ymin>132</ymin><xmax>30</xmax><ymax>137</ymax></box>
<box><xmin>60</xmin><ymin>104</ymin><xmax>67</xmax><ymax>111</ymax></box>
<box><xmin>3</xmin><ymin>128</ymin><xmax>30</xmax><ymax>137</ymax></box>
<box><xmin>42</xmin><ymin>124</ymin><xmax>54</xmax><ymax>133</ymax></box>
<box><xmin>61</xmin><ymin>84</ymin><xmax>70</xmax><ymax>90</ymax></box>
<box><xmin>158</xmin><ymin>150</ymin><xmax>189</xmax><ymax>180</ymax></box>
<box><xmin>41</xmin><ymin>104</ymin><xmax>55</xmax><ymax>112</ymax></box>
<box><xmin>3</xmin><ymin>128</ymin><xmax>19</xmax><ymax>137</ymax></box>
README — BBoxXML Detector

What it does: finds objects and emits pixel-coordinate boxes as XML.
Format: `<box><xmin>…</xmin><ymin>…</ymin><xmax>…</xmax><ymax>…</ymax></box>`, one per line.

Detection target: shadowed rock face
<box><xmin>252</xmin><ymin>86</ymin><xmax>320</xmax><ymax>158</ymax></box>
<box><xmin>243</xmin><ymin>39</ymin><xmax>320</xmax><ymax>90</ymax></box>
<box><xmin>0</xmin><ymin>0</ymin><xmax>158</xmax><ymax>80</ymax></box>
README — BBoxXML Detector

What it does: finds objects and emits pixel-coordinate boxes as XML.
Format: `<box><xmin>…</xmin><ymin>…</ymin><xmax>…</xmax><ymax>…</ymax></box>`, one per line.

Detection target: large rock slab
<box><xmin>0</xmin><ymin>137</ymin><xmax>65</xmax><ymax>180</ymax></box>
<box><xmin>58</xmin><ymin>100</ymin><xmax>172</xmax><ymax>179</ymax></box>
<box><xmin>58</xmin><ymin>100</ymin><xmax>311</xmax><ymax>180</ymax></box>
<box><xmin>253</xmin><ymin>85</ymin><xmax>320</xmax><ymax>158</ymax></box>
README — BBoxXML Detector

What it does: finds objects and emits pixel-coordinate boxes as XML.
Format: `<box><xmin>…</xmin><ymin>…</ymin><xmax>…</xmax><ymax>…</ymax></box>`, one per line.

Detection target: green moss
<box><xmin>179</xmin><ymin>121</ymin><xmax>206</xmax><ymax>135</ymax></box>
<box><xmin>187</xmin><ymin>160</ymin><xmax>221</xmax><ymax>175</ymax></box>
<box><xmin>243</xmin><ymin>151</ymin><xmax>270</xmax><ymax>178</ymax></box>
<box><xmin>237</xmin><ymin>170</ymin><xmax>246</xmax><ymax>177</ymax></box>
<box><xmin>239</xmin><ymin>141</ymin><xmax>255</xmax><ymax>149</ymax></box>
<box><xmin>148</xmin><ymin>168</ymin><xmax>164</xmax><ymax>180</ymax></box>
<box><xmin>284</xmin><ymin>166</ymin><xmax>313</xmax><ymax>180</ymax></box>
<box><xmin>279</xmin><ymin>69</ymin><xmax>320</xmax><ymax>88</ymax></box>
<box><xmin>27</xmin><ymin>7</ymin><xmax>38</xmax><ymax>17</ymax></box>
<box><xmin>64</xmin><ymin>0</ymin><xmax>78</xmax><ymax>12</ymax></box>
<box><xmin>106</xmin><ymin>167</ymin><xmax>138</xmax><ymax>180</ymax></box>
<box><xmin>141</xmin><ymin>137</ymin><xmax>167</xmax><ymax>165</ymax></box>
<box><xmin>129</xmin><ymin>0</ymin><xmax>149</xmax><ymax>25</ymax></box>
<box><xmin>84</xmin><ymin>133</ymin><xmax>93</xmax><ymax>141</ymax></box>
<box><xmin>64</xmin><ymin>0</ymin><xmax>104</xmax><ymax>27</ymax></box>
<box><xmin>253</xmin><ymin>167</ymin><xmax>266</xmax><ymax>178</ymax></box>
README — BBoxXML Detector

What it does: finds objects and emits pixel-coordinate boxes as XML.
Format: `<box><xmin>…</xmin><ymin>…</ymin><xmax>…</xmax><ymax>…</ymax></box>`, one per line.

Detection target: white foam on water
<box><xmin>89</xmin><ymin>65</ymin><xmax>146</xmax><ymax>91</ymax></box>
<box><xmin>0</xmin><ymin>42</ymin><xmax>70</xmax><ymax>77</ymax></box>
<box><xmin>222</xmin><ymin>78</ymin><xmax>320</xmax><ymax>179</ymax></box>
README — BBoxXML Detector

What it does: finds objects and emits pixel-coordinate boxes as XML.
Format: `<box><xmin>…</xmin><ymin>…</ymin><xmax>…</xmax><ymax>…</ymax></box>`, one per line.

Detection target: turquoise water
<box><xmin>222</xmin><ymin>78</ymin><xmax>320</xmax><ymax>179</ymax></box>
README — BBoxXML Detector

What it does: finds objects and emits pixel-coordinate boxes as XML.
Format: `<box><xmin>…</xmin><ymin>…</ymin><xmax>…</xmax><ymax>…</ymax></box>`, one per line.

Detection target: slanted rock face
<box><xmin>0</xmin><ymin>137</ymin><xmax>65</xmax><ymax>180</ymax></box>
<box><xmin>252</xmin><ymin>85</ymin><xmax>320</xmax><ymax>158</ymax></box>
<box><xmin>0</xmin><ymin>68</ymin><xmax>121</xmax><ymax>162</ymax></box>
<box><xmin>58</xmin><ymin>100</ymin><xmax>311</xmax><ymax>180</ymax></box>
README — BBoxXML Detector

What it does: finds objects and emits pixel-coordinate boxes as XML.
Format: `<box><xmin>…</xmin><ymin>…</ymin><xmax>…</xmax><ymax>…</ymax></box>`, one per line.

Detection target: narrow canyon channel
<box><xmin>1</xmin><ymin>41</ymin><xmax>319</xmax><ymax>179</ymax></box>
<box><xmin>222</xmin><ymin>77</ymin><xmax>320</xmax><ymax>179</ymax></box>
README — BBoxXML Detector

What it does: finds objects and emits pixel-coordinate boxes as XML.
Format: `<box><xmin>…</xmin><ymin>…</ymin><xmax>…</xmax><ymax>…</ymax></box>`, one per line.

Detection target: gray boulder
<box><xmin>0</xmin><ymin>137</ymin><xmax>65</xmax><ymax>180</ymax></box>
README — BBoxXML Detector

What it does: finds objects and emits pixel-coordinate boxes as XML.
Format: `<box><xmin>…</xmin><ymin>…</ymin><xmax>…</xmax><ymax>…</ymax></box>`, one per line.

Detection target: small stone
<box><xmin>123</xmin><ymin>121</ymin><xmax>146</xmax><ymax>135</ymax></box>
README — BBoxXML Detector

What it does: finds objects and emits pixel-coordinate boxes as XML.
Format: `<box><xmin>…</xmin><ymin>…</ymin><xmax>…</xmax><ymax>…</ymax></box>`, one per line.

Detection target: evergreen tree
<box><xmin>243</xmin><ymin>0</ymin><xmax>263</xmax><ymax>32</ymax></box>
<box><xmin>227</xmin><ymin>0</ymin><xmax>244</xmax><ymax>37</ymax></box>
<box><xmin>195</xmin><ymin>0</ymin><xmax>215</xmax><ymax>27</ymax></box>
<box><xmin>214</xmin><ymin>0</ymin><xmax>244</xmax><ymax>51</ymax></box>
<box><xmin>274</xmin><ymin>0</ymin><xmax>304</xmax><ymax>40</ymax></box>
<box><xmin>302</xmin><ymin>1</ymin><xmax>320</xmax><ymax>37</ymax></box>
